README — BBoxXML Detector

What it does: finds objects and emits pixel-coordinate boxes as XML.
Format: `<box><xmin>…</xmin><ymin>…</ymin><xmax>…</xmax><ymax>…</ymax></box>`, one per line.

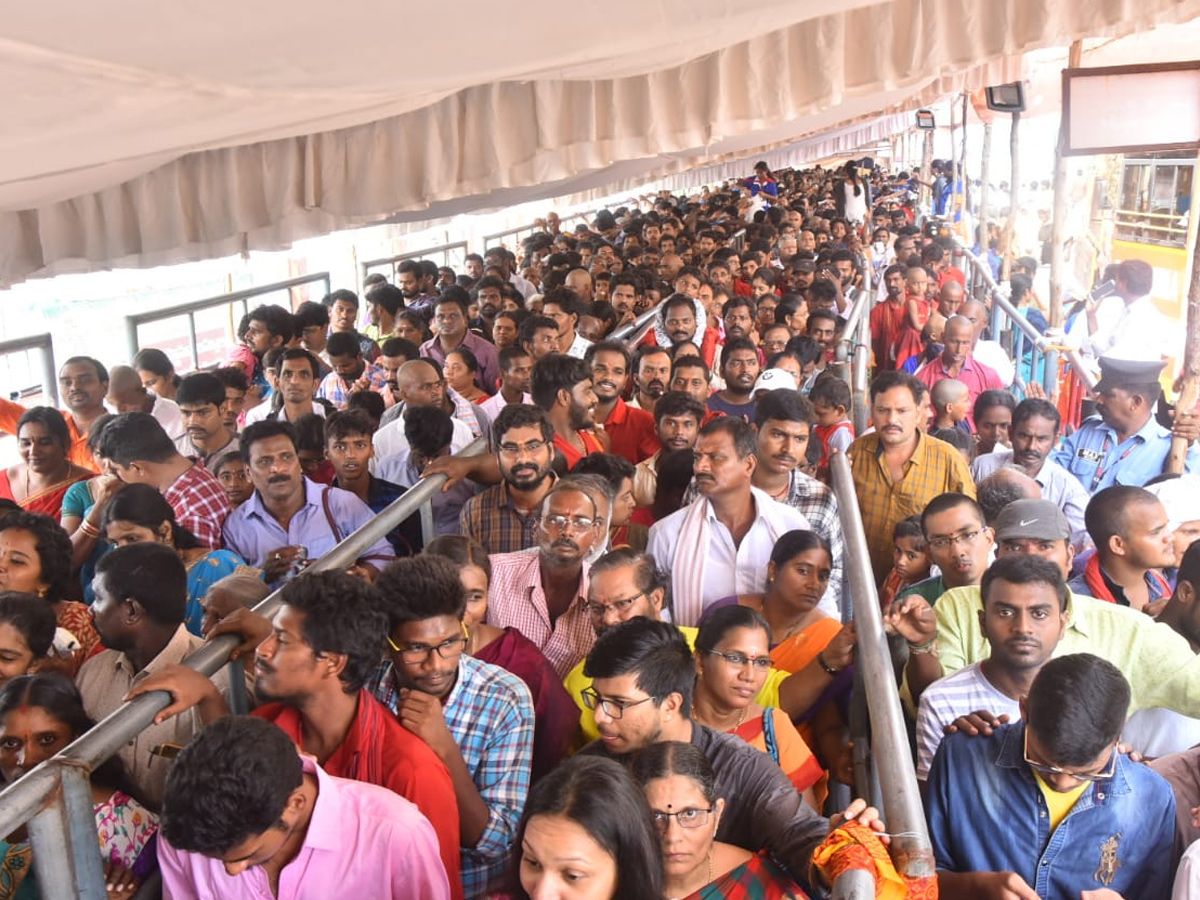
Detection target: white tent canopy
<box><xmin>2</xmin><ymin>0</ymin><xmax>1199</xmax><ymax>286</ymax></box>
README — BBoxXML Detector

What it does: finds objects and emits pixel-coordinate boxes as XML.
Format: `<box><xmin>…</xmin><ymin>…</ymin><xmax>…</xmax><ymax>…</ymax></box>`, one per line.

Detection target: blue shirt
<box><xmin>222</xmin><ymin>477</ymin><xmax>395</xmax><ymax>576</ymax></box>
<box><xmin>928</xmin><ymin>723</ymin><xmax>1175</xmax><ymax>900</ymax></box>
<box><xmin>369</xmin><ymin>654</ymin><xmax>533</xmax><ymax>900</ymax></box>
<box><xmin>1051</xmin><ymin>413</ymin><xmax>1200</xmax><ymax>491</ymax></box>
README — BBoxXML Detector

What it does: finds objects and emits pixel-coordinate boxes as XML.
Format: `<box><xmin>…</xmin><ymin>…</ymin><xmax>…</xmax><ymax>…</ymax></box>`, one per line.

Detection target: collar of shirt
<box><xmin>702</xmin><ymin>485</ymin><xmax>781</xmax><ymax>525</ymax></box>
<box><xmin>114</xmin><ymin>624</ymin><xmax>196</xmax><ymax>681</ymax></box>
<box><xmin>606</xmin><ymin>397</ymin><xmax>631</xmax><ymax>426</ymax></box>
<box><xmin>297</xmin><ymin>755</ymin><xmax>345</xmax><ymax>853</ymax></box>
<box><xmin>495</xmin><ymin>476</ymin><xmax>556</xmax><ymax>511</ymax></box>
<box><xmin>445</xmin><ymin>386</ymin><xmax>476</xmax><ymax>423</ymax></box>
<box><xmin>1094</xmin><ymin>412</ymin><xmax>1170</xmax><ymax>445</ymax></box>
<box><xmin>870</xmin><ymin>428</ymin><xmax>930</xmax><ymax>467</ymax></box>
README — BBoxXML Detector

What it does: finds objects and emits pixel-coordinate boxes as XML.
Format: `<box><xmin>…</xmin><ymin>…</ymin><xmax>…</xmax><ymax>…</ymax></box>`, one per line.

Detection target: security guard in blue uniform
<box><xmin>1052</xmin><ymin>356</ymin><xmax>1200</xmax><ymax>492</ymax></box>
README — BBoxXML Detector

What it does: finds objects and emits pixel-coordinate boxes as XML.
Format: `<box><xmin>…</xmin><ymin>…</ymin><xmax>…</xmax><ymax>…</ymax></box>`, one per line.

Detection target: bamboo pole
<box><xmin>921</xmin><ymin>129</ymin><xmax>935</xmax><ymax>210</ymax></box>
<box><xmin>978</xmin><ymin>121</ymin><xmax>993</xmax><ymax>252</ymax></box>
<box><xmin>1000</xmin><ymin>111</ymin><xmax>1020</xmax><ymax>282</ymax></box>
<box><xmin>1049</xmin><ymin>41</ymin><xmax>1084</xmax><ymax>329</ymax></box>
<box><xmin>1167</xmin><ymin>201</ymin><xmax>1200</xmax><ymax>473</ymax></box>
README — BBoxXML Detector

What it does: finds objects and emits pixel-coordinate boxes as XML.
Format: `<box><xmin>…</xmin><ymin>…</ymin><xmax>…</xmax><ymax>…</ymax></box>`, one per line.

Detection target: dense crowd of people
<box><xmin>0</xmin><ymin>161</ymin><xmax>1198</xmax><ymax>900</ymax></box>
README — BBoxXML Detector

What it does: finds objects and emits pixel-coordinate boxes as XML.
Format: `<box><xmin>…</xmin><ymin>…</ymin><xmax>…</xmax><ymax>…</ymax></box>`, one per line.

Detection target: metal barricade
<box><xmin>359</xmin><ymin>242</ymin><xmax>470</xmax><ymax>286</ymax></box>
<box><xmin>835</xmin><ymin>289</ymin><xmax>872</xmax><ymax>436</ymax></box>
<box><xmin>124</xmin><ymin>273</ymin><xmax>332</xmax><ymax>373</ymax></box>
<box><xmin>0</xmin><ymin>436</ymin><xmax>486</xmax><ymax>900</ymax></box>
<box><xmin>0</xmin><ymin>333</ymin><xmax>58</xmax><ymax>405</ymax></box>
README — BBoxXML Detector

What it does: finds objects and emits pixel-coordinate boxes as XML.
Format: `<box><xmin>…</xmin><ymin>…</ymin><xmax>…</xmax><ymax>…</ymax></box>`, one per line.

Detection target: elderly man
<box><xmin>648</xmin><ymin>416</ymin><xmax>811</xmax><ymax>625</ymax></box>
<box><xmin>914</xmin><ymin>316</ymin><xmax>1004</xmax><ymax>430</ymax></box>
<box><xmin>222</xmin><ymin>420</ymin><xmax>394</xmax><ymax>583</ymax></box>
<box><xmin>106</xmin><ymin>365</ymin><xmax>184</xmax><ymax>440</ymax></box>
<box><xmin>486</xmin><ymin>477</ymin><xmax>606</xmax><ymax>676</ymax></box>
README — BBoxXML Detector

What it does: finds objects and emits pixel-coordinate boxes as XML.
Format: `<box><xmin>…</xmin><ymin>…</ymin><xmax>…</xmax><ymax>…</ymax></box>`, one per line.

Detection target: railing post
<box><xmin>419</xmin><ymin>498</ymin><xmax>436</xmax><ymax>547</ymax></box>
<box><xmin>27</xmin><ymin>764</ymin><xmax>107</xmax><ymax>900</ymax></box>
<box><xmin>829</xmin><ymin>453</ymin><xmax>936</xmax><ymax>880</ymax></box>
<box><xmin>40</xmin><ymin>338</ymin><xmax>59</xmax><ymax>406</ymax></box>
<box><xmin>125</xmin><ymin>317</ymin><xmax>141</xmax><ymax>364</ymax></box>
<box><xmin>226</xmin><ymin>659</ymin><xmax>250</xmax><ymax>715</ymax></box>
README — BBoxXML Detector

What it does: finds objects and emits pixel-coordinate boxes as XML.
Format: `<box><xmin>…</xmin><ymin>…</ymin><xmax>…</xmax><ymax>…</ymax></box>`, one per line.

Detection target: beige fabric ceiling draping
<box><xmin>2</xmin><ymin>0</ymin><xmax>1199</xmax><ymax>287</ymax></box>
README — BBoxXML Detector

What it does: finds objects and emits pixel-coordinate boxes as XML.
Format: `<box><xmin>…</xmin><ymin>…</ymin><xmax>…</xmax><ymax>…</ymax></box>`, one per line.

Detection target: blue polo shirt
<box><xmin>928</xmin><ymin>722</ymin><xmax>1175</xmax><ymax>900</ymax></box>
<box><xmin>1051</xmin><ymin>413</ymin><xmax>1200</xmax><ymax>492</ymax></box>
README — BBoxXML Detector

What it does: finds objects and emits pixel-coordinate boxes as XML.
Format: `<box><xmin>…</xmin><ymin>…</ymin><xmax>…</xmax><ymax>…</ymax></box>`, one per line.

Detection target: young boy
<box><xmin>212</xmin><ymin>451</ymin><xmax>253</xmax><ymax>508</ymax></box>
<box><xmin>930</xmin><ymin>377</ymin><xmax>971</xmax><ymax>432</ymax></box>
<box><xmin>809</xmin><ymin>375</ymin><xmax>855</xmax><ymax>483</ymax></box>
<box><xmin>880</xmin><ymin>515</ymin><xmax>930</xmax><ymax>609</ymax></box>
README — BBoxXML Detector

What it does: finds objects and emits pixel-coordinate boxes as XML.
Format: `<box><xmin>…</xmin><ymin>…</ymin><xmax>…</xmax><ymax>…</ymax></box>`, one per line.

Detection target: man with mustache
<box><xmin>707</xmin><ymin>338</ymin><xmax>760</xmax><ymax>422</ymax></box>
<box><xmin>972</xmin><ymin>398</ymin><xmax>1088</xmax><ymax>550</ymax></box>
<box><xmin>174</xmin><ymin>372</ymin><xmax>240</xmax><ymax>467</ymax></box>
<box><xmin>222</xmin><ymin>420</ymin><xmax>394</xmax><ymax>584</ymax></box>
<box><xmin>630</xmin><ymin>344</ymin><xmax>675</xmax><ymax>416</ymax></box>
<box><xmin>460</xmin><ymin>404</ymin><xmax>557</xmax><ymax>554</ymax></box>
<box><xmin>915</xmin><ymin>553</ymin><xmax>1069</xmax><ymax>782</ymax></box>
<box><xmin>0</xmin><ymin>356</ymin><xmax>109</xmax><ymax>470</ymax></box>
<box><xmin>245</xmin><ymin>348</ymin><xmax>326</xmax><ymax>425</ymax></box>
<box><xmin>487</xmin><ymin>478</ymin><xmax>605</xmax><ymax>676</ymax></box>
<box><xmin>127</xmin><ymin>570</ymin><xmax>463</xmax><ymax>898</ymax></box>
<box><xmin>586</xmin><ymin>341</ymin><xmax>659</xmax><ymax>465</ymax></box>
<box><xmin>914</xmin><ymin>316</ymin><xmax>1004</xmax><ymax>431</ymax></box>
<box><xmin>633</xmin><ymin>392</ymin><xmax>705</xmax><ymax>508</ymax></box>
<box><xmin>848</xmin><ymin>370</ymin><xmax>975</xmax><ymax>582</ymax></box>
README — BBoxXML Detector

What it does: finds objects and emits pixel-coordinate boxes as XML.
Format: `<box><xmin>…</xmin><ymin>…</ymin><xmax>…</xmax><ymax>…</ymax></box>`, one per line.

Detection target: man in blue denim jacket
<box><xmin>928</xmin><ymin>653</ymin><xmax>1175</xmax><ymax>900</ymax></box>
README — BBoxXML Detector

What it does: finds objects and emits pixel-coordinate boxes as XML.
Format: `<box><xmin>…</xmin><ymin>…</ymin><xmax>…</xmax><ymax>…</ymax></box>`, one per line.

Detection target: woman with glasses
<box><xmin>632</xmin><ymin>741</ymin><xmax>805</xmax><ymax>900</ymax></box>
<box><xmin>424</xmin><ymin>535</ymin><xmax>576</xmax><ymax>778</ymax></box>
<box><xmin>692</xmin><ymin>606</ymin><xmax>822</xmax><ymax>812</ymax></box>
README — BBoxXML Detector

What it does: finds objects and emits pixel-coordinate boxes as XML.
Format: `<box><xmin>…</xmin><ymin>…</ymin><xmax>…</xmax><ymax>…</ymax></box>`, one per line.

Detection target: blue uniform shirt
<box><xmin>928</xmin><ymin>723</ymin><xmax>1175</xmax><ymax>900</ymax></box>
<box><xmin>1051</xmin><ymin>413</ymin><xmax>1200</xmax><ymax>491</ymax></box>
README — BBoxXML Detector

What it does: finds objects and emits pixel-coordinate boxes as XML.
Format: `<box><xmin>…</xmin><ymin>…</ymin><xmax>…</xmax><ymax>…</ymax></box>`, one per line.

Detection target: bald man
<box><xmin>372</xmin><ymin>360</ymin><xmax>480</xmax><ymax>464</ymax></box>
<box><xmin>937</xmin><ymin>282</ymin><xmax>965</xmax><ymax>319</ymax></box>
<box><xmin>565</xmin><ymin>268</ymin><xmax>594</xmax><ymax>304</ymax></box>
<box><xmin>107</xmin><ymin>365</ymin><xmax>185</xmax><ymax>440</ymax></box>
<box><xmin>958</xmin><ymin>300</ymin><xmax>1015</xmax><ymax>386</ymax></box>
<box><xmin>915</xmin><ymin>317</ymin><xmax>1004</xmax><ymax>430</ymax></box>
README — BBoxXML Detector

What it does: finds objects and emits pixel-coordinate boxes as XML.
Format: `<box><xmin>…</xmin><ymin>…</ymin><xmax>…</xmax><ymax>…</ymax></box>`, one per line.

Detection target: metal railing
<box><xmin>482</xmin><ymin>211</ymin><xmax>595</xmax><ymax>252</ymax></box>
<box><xmin>954</xmin><ymin>242</ymin><xmax>1058</xmax><ymax>397</ymax></box>
<box><xmin>835</xmin><ymin>288</ymin><xmax>872</xmax><ymax>435</ymax></box>
<box><xmin>0</xmin><ymin>332</ymin><xmax>58</xmax><ymax>405</ymax></box>
<box><xmin>828</xmin><ymin>452</ymin><xmax>936</xmax><ymax>895</ymax></box>
<box><xmin>124</xmin><ymin>273</ymin><xmax>332</xmax><ymax>373</ymax></box>
<box><xmin>0</xmin><ymin>436</ymin><xmax>486</xmax><ymax>900</ymax></box>
<box><xmin>359</xmin><ymin>242</ymin><xmax>469</xmax><ymax>288</ymax></box>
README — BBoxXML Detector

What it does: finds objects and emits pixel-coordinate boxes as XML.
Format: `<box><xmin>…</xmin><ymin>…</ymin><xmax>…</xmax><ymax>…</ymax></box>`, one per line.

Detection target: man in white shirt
<box><xmin>542</xmin><ymin>288</ymin><xmax>593</xmax><ymax>359</ymax></box>
<box><xmin>244</xmin><ymin>349</ymin><xmax>327</xmax><ymax>425</ymax></box>
<box><xmin>915</xmin><ymin>552</ymin><xmax>1068</xmax><ymax>781</ymax></box>
<box><xmin>478</xmin><ymin>346</ymin><xmax>533</xmax><ymax>424</ymax></box>
<box><xmin>647</xmin><ymin>417</ymin><xmax>810</xmax><ymax>626</ymax></box>
<box><xmin>1083</xmin><ymin>259</ymin><xmax>1175</xmax><ymax>362</ymax></box>
<box><xmin>374</xmin><ymin>361</ymin><xmax>476</xmax><ymax>467</ymax></box>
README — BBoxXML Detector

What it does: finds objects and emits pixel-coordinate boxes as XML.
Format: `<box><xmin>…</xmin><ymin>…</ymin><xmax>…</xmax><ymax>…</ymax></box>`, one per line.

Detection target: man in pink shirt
<box><xmin>914</xmin><ymin>315</ymin><xmax>1003</xmax><ymax>430</ymax></box>
<box><xmin>158</xmin><ymin>716</ymin><xmax>450</xmax><ymax>900</ymax></box>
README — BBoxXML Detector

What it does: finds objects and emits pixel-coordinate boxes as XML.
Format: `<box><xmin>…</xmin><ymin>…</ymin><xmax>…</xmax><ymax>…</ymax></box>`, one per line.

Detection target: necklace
<box><xmin>695</xmin><ymin>702</ymin><xmax>747</xmax><ymax>731</ymax></box>
<box><xmin>706</xmin><ymin>848</ymin><xmax>714</xmax><ymax>885</ymax></box>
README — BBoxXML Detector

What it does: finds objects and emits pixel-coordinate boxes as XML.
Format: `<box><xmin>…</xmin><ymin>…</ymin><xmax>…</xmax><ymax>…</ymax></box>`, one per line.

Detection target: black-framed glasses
<box><xmin>585</xmin><ymin>591</ymin><xmax>646</xmax><ymax>619</ymax></box>
<box><xmin>650</xmin><ymin>807</ymin><xmax>715</xmax><ymax>831</ymax></box>
<box><xmin>498</xmin><ymin>439</ymin><xmax>549</xmax><ymax>457</ymax></box>
<box><xmin>704</xmin><ymin>649</ymin><xmax>772</xmax><ymax>670</ymax></box>
<box><xmin>580</xmin><ymin>687</ymin><xmax>654</xmax><ymax>719</ymax></box>
<box><xmin>387</xmin><ymin>633</ymin><xmax>468</xmax><ymax>664</ymax></box>
<box><xmin>926</xmin><ymin>528</ymin><xmax>985</xmax><ymax>550</ymax></box>
<box><xmin>1023</xmin><ymin>728</ymin><xmax>1118</xmax><ymax>783</ymax></box>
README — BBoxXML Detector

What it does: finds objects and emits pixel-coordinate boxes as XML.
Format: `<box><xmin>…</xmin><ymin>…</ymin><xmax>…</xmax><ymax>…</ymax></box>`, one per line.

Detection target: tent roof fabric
<box><xmin>2</xmin><ymin>0</ymin><xmax>1198</xmax><ymax>286</ymax></box>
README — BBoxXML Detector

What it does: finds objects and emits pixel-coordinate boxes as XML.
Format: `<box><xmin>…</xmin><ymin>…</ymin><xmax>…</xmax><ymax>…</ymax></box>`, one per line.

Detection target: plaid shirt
<box><xmin>487</xmin><ymin>547</ymin><xmax>595</xmax><ymax>677</ymax></box>
<box><xmin>316</xmin><ymin>360</ymin><xmax>390</xmax><ymax>409</ymax></box>
<box><xmin>368</xmin><ymin>654</ymin><xmax>533</xmax><ymax>900</ymax></box>
<box><xmin>162</xmin><ymin>462</ymin><xmax>231</xmax><ymax>550</ymax></box>
<box><xmin>848</xmin><ymin>430</ymin><xmax>975</xmax><ymax>581</ymax></box>
<box><xmin>459</xmin><ymin>481</ymin><xmax>550</xmax><ymax>555</ymax></box>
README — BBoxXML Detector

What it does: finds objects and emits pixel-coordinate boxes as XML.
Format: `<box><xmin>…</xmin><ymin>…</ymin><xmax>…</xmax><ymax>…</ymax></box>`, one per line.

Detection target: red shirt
<box><xmin>869</xmin><ymin>299</ymin><xmax>907</xmax><ymax>370</ymax></box>
<box><xmin>254</xmin><ymin>691</ymin><xmax>463</xmax><ymax>900</ymax></box>
<box><xmin>554</xmin><ymin>430</ymin><xmax>604</xmax><ymax>470</ymax></box>
<box><xmin>598</xmin><ymin>398</ymin><xmax>660</xmax><ymax>464</ymax></box>
<box><xmin>914</xmin><ymin>354</ymin><xmax>1004</xmax><ymax>429</ymax></box>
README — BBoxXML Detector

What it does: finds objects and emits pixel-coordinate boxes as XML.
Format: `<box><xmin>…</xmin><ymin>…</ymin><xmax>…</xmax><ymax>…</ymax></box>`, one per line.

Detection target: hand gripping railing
<box><xmin>827</xmin><ymin>451</ymin><xmax>937</xmax><ymax>900</ymax></box>
<box><xmin>0</xmin><ymin>435</ymin><xmax>486</xmax><ymax>900</ymax></box>
<box><xmin>611</xmin><ymin>297</ymin><xmax>667</xmax><ymax>349</ymax></box>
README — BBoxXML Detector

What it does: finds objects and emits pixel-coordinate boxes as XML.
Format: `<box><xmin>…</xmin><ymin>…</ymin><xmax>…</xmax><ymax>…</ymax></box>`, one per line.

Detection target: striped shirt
<box><xmin>368</xmin><ymin>654</ymin><xmax>533</xmax><ymax>900</ymax></box>
<box><xmin>316</xmin><ymin>360</ymin><xmax>390</xmax><ymax>409</ymax></box>
<box><xmin>487</xmin><ymin>547</ymin><xmax>595</xmax><ymax>677</ymax></box>
<box><xmin>848</xmin><ymin>429</ymin><xmax>975</xmax><ymax>581</ymax></box>
<box><xmin>916</xmin><ymin>662</ymin><xmax>1020</xmax><ymax>780</ymax></box>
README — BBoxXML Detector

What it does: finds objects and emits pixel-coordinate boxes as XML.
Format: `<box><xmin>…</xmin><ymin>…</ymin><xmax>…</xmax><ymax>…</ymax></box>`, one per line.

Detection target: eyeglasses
<box><xmin>585</xmin><ymin>591</ymin><xmax>646</xmax><ymax>619</ymax></box>
<box><xmin>542</xmin><ymin>514</ymin><xmax>600</xmax><ymax>533</ymax></box>
<box><xmin>498</xmin><ymin>439</ymin><xmax>549</xmax><ymax>457</ymax></box>
<box><xmin>926</xmin><ymin>528</ymin><xmax>985</xmax><ymax>550</ymax></box>
<box><xmin>1023</xmin><ymin>728</ymin><xmax>1118</xmax><ymax>783</ymax></box>
<box><xmin>580</xmin><ymin>687</ymin><xmax>654</xmax><ymax>719</ymax></box>
<box><xmin>650</xmin><ymin>807</ymin><xmax>715</xmax><ymax>832</ymax></box>
<box><xmin>704</xmin><ymin>649</ymin><xmax>772</xmax><ymax>670</ymax></box>
<box><xmin>387</xmin><ymin>633</ymin><xmax>468</xmax><ymax>663</ymax></box>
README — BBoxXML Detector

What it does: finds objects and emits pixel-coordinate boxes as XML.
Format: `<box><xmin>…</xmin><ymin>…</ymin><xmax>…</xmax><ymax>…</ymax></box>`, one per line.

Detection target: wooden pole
<box><xmin>1000</xmin><ymin>111</ymin><xmax>1020</xmax><ymax>282</ymax></box>
<box><xmin>921</xmin><ymin>129</ymin><xmax>935</xmax><ymax>210</ymax></box>
<box><xmin>961</xmin><ymin>93</ymin><xmax>971</xmax><ymax>231</ymax></box>
<box><xmin>949</xmin><ymin>102</ymin><xmax>959</xmax><ymax>222</ymax></box>
<box><xmin>978</xmin><ymin>121</ymin><xmax>993</xmax><ymax>251</ymax></box>
<box><xmin>1049</xmin><ymin>41</ymin><xmax>1084</xmax><ymax>330</ymax></box>
<box><xmin>1167</xmin><ymin>203</ymin><xmax>1200</xmax><ymax>472</ymax></box>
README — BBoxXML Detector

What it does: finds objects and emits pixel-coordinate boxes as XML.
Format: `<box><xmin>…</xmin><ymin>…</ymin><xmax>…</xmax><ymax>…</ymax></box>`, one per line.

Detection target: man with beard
<box><xmin>398</xmin><ymin>259</ymin><xmax>438</xmax><ymax>319</ymax></box>
<box><xmin>518</xmin><ymin>315</ymin><xmax>560</xmax><ymax>363</ymax></box>
<box><xmin>634</xmin><ymin>392</ymin><xmax>705</xmax><ymax>508</ymax></box>
<box><xmin>222</xmin><ymin>420</ymin><xmax>394</xmax><ymax>582</ymax></box>
<box><xmin>487</xmin><ymin>477</ymin><xmax>606</xmax><ymax>675</ymax></box>
<box><xmin>790</xmin><ymin>256</ymin><xmax>817</xmax><ymax>293</ymax></box>
<box><xmin>915</xmin><ymin>316</ymin><xmax>1004</xmax><ymax>431</ymax></box>
<box><xmin>609</xmin><ymin>273</ymin><xmax>642</xmax><ymax>328</ymax></box>
<box><xmin>531</xmin><ymin>353</ymin><xmax>602</xmax><ymax>469</ymax></box>
<box><xmin>897</xmin><ymin>493</ymin><xmax>994</xmax><ymax>605</ymax></box>
<box><xmin>707</xmin><ymin>338</ymin><xmax>760</xmax><ymax>421</ymax></box>
<box><xmin>586</xmin><ymin>341</ymin><xmax>659</xmax><ymax>464</ymax></box>
<box><xmin>721</xmin><ymin>296</ymin><xmax>755</xmax><ymax>345</ymax></box>
<box><xmin>542</xmin><ymin>288</ymin><xmax>593</xmax><ymax>359</ymax></box>
<box><xmin>245</xmin><ymin>348</ymin><xmax>326</xmax><ymax>425</ymax></box>
<box><xmin>914</xmin><ymin>553</ymin><xmax>1069</xmax><ymax>782</ymax></box>
<box><xmin>472</xmin><ymin>275</ymin><xmax>507</xmax><ymax>340</ymax></box>
<box><xmin>125</xmin><ymin>570</ymin><xmax>463</xmax><ymax>898</ymax></box>
<box><xmin>625</xmin><ymin>345</ymin><xmax>669</xmax><ymax>416</ymax></box>
<box><xmin>653</xmin><ymin>294</ymin><xmax>719</xmax><ymax>370</ymax></box>
<box><xmin>369</xmin><ymin>555</ymin><xmax>534</xmax><ymax>899</ymax></box>
<box><xmin>460</xmin><ymin>404</ymin><xmax>557</xmax><ymax>554</ymax></box>
<box><xmin>420</xmin><ymin>290</ymin><xmax>500</xmax><ymax>393</ymax></box>
<box><xmin>648</xmin><ymin>417</ymin><xmax>810</xmax><ymax>625</ymax></box>
<box><xmin>973</xmin><ymin>398</ymin><xmax>1088</xmax><ymax>550</ymax></box>
<box><xmin>0</xmin><ymin>356</ymin><xmax>109</xmax><ymax>470</ymax></box>
<box><xmin>174</xmin><ymin>372</ymin><xmax>240</xmax><ymax>467</ymax></box>
<box><xmin>869</xmin><ymin>264</ymin><xmax>908</xmax><ymax>371</ymax></box>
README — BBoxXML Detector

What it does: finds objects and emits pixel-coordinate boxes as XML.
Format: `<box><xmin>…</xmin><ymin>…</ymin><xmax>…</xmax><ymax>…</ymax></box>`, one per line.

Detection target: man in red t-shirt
<box><xmin>586</xmin><ymin>341</ymin><xmax>660</xmax><ymax>465</ymax></box>
<box><xmin>531</xmin><ymin>353</ymin><xmax>604</xmax><ymax>470</ymax></box>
